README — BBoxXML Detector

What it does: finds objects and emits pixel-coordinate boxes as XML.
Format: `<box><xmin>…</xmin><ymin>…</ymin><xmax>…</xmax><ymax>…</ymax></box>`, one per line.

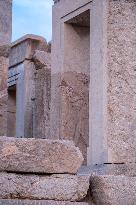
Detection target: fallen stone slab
<box><xmin>90</xmin><ymin>175</ymin><xmax>136</xmax><ymax>205</ymax></box>
<box><xmin>0</xmin><ymin>200</ymin><xmax>91</xmax><ymax>205</ymax></box>
<box><xmin>0</xmin><ymin>137</ymin><xmax>83</xmax><ymax>174</ymax></box>
<box><xmin>0</xmin><ymin>172</ymin><xmax>90</xmax><ymax>201</ymax></box>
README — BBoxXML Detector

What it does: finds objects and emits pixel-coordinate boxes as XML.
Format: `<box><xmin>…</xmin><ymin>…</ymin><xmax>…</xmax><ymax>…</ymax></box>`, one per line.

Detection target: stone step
<box><xmin>0</xmin><ymin>200</ymin><xmax>90</xmax><ymax>205</ymax></box>
<box><xmin>0</xmin><ymin>172</ymin><xmax>90</xmax><ymax>202</ymax></box>
<box><xmin>0</xmin><ymin>136</ymin><xmax>83</xmax><ymax>174</ymax></box>
<box><xmin>90</xmin><ymin>175</ymin><xmax>136</xmax><ymax>205</ymax></box>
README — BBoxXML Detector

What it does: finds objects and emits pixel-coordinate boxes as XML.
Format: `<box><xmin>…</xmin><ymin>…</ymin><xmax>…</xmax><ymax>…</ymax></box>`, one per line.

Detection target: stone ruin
<box><xmin>0</xmin><ymin>0</ymin><xmax>136</xmax><ymax>204</ymax></box>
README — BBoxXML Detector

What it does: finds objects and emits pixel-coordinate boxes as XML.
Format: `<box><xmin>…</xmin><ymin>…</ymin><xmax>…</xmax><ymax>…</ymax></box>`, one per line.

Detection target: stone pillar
<box><xmin>0</xmin><ymin>0</ymin><xmax>12</xmax><ymax>136</ymax></box>
<box><xmin>107</xmin><ymin>0</ymin><xmax>136</xmax><ymax>163</ymax></box>
<box><xmin>8</xmin><ymin>35</ymin><xmax>51</xmax><ymax>138</ymax></box>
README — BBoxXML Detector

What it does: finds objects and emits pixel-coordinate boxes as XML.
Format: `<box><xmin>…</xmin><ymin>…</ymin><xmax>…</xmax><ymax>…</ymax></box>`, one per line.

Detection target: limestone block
<box><xmin>0</xmin><ymin>137</ymin><xmax>83</xmax><ymax>174</ymax></box>
<box><xmin>0</xmin><ymin>200</ymin><xmax>90</xmax><ymax>205</ymax></box>
<box><xmin>90</xmin><ymin>175</ymin><xmax>136</xmax><ymax>205</ymax></box>
<box><xmin>0</xmin><ymin>173</ymin><xmax>90</xmax><ymax>201</ymax></box>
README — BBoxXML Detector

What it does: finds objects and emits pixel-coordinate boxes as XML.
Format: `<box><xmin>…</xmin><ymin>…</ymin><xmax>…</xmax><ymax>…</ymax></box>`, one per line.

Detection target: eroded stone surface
<box><xmin>0</xmin><ymin>137</ymin><xmax>83</xmax><ymax>174</ymax></box>
<box><xmin>0</xmin><ymin>173</ymin><xmax>90</xmax><ymax>201</ymax></box>
<box><xmin>90</xmin><ymin>175</ymin><xmax>136</xmax><ymax>205</ymax></box>
<box><xmin>0</xmin><ymin>200</ymin><xmax>90</xmax><ymax>205</ymax></box>
<box><xmin>61</xmin><ymin>71</ymin><xmax>89</xmax><ymax>164</ymax></box>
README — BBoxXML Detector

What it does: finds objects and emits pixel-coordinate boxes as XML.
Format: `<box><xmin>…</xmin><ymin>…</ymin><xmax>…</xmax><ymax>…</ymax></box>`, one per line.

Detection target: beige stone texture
<box><xmin>90</xmin><ymin>175</ymin><xmax>136</xmax><ymax>205</ymax></box>
<box><xmin>0</xmin><ymin>172</ymin><xmax>90</xmax><ymax>202</ymax></box>
<box><xmin>0</xmin><ymin>136</ymin><xmax>83</xmax><ymax>174</ymax></box>
<box><xmin>107</xmin><ymin>0</ymin><xmax>136</xmax><ymax>163</ymax></box>
<box><xmin>60</xmin><ymin>71</ymin><xmax>89</xmax><ymax>164</ymax></box>
<box><xmin>0</xmin><ymin>200</ymin><xmax>90</xmax><ymax>205</ymax></box>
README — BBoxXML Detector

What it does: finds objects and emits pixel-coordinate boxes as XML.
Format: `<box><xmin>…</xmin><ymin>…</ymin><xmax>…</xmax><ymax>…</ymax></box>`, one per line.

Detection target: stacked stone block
<box><xmin>0</xmin><ymin>137</ymin><xmax>92</xmax><ymax>204</ymax></box>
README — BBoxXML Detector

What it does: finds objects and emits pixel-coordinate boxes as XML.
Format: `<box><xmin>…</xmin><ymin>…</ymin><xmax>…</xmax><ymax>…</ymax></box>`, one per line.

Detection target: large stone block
<box><xmin>0</xmin><ymin>200</ymin><xmax>90</xmax><ymax>205</ymax></box>
<box><xmin>0</xmin><ymin>137</ymin><xmax>83</xmax><ymax>174</ymax></box>
<box><xmin>0</xmin><ymin>172</ymin><xmax>90</xmax><ymax>201</ymax></box>
<box><xmin>0</xmin><ymin>200</ymin><xmax>91</xmax><ymax>205</ymax></box>
<box><xmin>90</xmin><ymin>175</ymin><xmax>136</xmax><ymax>205</ymax></box>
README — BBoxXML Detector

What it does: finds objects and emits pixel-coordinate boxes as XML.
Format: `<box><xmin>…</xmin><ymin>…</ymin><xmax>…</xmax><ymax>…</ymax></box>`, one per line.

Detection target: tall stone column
<box><xmin>0</xmin><ymin>0</ymin><xmax>12</xmax><ymax>136</ymax></box>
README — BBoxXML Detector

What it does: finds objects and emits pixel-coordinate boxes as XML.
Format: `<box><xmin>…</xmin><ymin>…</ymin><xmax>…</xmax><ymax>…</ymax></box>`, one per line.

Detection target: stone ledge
<box><xmin>0</xmin><ymin>137</ymin><xmax>83</xmax><ymax>174</ymax></box>
<box><xmin>0</xmin><ymin>172</ymin><xmax>90</xmax><ymax>202</ymax></box>
<box><xmin>0</xmin><ymin>200</ymin><xmax>90</xmax><ymax>205</ymax></box>
<box><xmin>78</xmin><ymin>163</ymin><xmax>136</xmax><ymax>177</ymax></box>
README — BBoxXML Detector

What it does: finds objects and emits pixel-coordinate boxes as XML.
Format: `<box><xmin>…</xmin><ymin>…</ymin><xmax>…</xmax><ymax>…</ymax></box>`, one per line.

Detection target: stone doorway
<box><xmin>60</xmin><ymin>10</ymin><xmax>90</xmax><ymax>164</ymax></box>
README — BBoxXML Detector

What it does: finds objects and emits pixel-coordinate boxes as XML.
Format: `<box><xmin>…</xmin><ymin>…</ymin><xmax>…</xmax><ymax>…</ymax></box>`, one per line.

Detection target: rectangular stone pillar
<box><xmin>0</xmin><ymin>0</ymin><xmax>12</xmax><ymax>136</ymax></box>
<box><xmin>51</xmin><ymin>0</ymin><xmax>108</xmax><ymax>165</ymax></box>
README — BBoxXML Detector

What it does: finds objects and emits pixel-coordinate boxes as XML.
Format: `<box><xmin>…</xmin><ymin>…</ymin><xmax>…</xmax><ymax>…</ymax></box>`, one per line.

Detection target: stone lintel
<box><xmin>9</xmin><ymin>34</ymin><xmax>48</xmax><ymax>68</ymax></box>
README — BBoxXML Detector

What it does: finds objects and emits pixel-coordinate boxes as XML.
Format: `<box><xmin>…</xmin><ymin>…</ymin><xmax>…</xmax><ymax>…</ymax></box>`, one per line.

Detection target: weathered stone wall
<box><xmin>107</xmin><ymin>0</ymin><xmax>136</xmax><ymax>163</ymax></box>
<box><xmin>0</xmin><ymin>0</ymin><xmax>12</xmax><ymax>136</ymax></box>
